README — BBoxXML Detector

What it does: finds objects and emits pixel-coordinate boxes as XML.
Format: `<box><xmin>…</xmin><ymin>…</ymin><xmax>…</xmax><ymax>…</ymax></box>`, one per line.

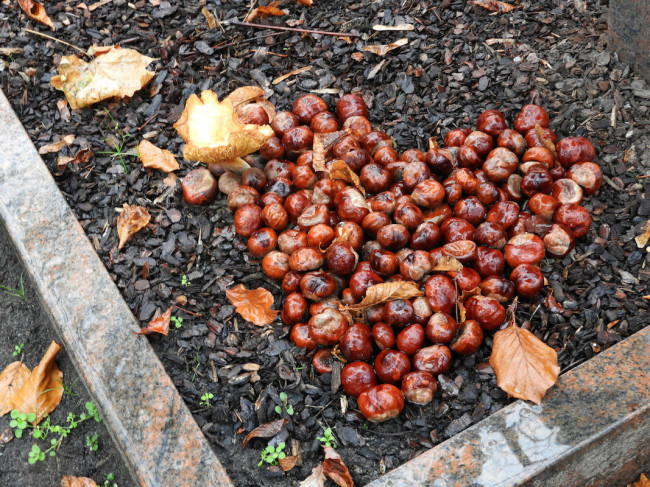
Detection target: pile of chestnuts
<box><xmin>181</xmin><ymin>92</ymin><xmax>601</xmax><ymax>422</ymax></box>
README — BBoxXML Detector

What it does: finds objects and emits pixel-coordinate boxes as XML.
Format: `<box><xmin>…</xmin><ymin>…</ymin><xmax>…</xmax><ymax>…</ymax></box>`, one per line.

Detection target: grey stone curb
<box><xmin>0</xmin><ymin>88</ymin><xmax>648</xmax><ymax>487</ymax></box>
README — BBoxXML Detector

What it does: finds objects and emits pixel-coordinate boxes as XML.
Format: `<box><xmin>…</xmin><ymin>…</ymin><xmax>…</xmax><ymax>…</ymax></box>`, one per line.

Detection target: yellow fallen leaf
<box><xmin>489</xmin><ymin>324</ymin><xmax>559</xmax><ymax>404</ymax></box>
<box><xmin>5</xmin><ymin>341</ymin><xmax>63</xmax><ymax>425</ymax></box>
<box><xmin>116</xmin><ymin>203</ymin><xmax>150</xmax><ymax>249</ymax></box>
<box><xmin>342</xmin><ymin>281</ymin><xmax>424</xmax><ymax>312</ymax></box>
<box><xmin>226</xmin><ymin>285</ymin><xmax>278</xmax><ymax>326</ymax></box>
<box><xmin>329</xmin><ymin>160</ymin><xmax>366</xmax><ymax>196</ymax></box>
<box><xmin>39</xmin><ymin>135</ymin><xmax>75</xmax><ymax>155</ymax></box>
<box><xmin>51</xmin><ymin>48</ymin><xmax>155</xmax><ymax>109</ymax></box>
<box><xmin>0</xmin><ymin>362</ymin><xmax>31</xmax><ymax>416</ymax></box>
<box><xmin>138</xmin><ymin>140</ymin><xmax>179</xmax><ymax>172</ymax></box>
<box><xmin>18</xmin><ymin>0</ymin><xmax>54</xmax><ymax>30</ymax></box>
<box><xmin>635</xmin><ymin>220</ymin><xmax>650</xmax><ymax>249</ymax></box>
<box><xmin>61</xmin><ymin>476</ymin><xmax>98</xmax><ymax>487</ymax></box>
<box><xmin>174</xmin><ymin>89</ymin><xmax>273</xmax><ymax>172</ymax></box>
<box><xmin>362</xmin><ymin>38</ymin><xmax>408</xmax><ymax>56</ymax></box>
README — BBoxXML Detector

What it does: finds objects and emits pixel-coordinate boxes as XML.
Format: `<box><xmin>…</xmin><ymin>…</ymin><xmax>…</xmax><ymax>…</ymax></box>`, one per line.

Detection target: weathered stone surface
<box><xmin>0</xmin><ymin>89</ymin><xmax>231</xmax><ymax>487</ymax></box>
<box><xmin>609</xmin><ymin>0</ymin><xmax>650</xmax><ymax>82</ymax></box>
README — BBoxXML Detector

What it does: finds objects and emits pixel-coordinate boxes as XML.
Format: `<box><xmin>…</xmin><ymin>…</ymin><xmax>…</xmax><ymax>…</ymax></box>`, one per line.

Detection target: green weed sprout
<box><xmin>318</xmin><ymin>427</ymin><xmax>337</xmax><ymax>448</ymax></box>
<box><xmin>275</xmin><ymin>392</ymin><xmax>294</xmax><ymax>416</ymax></box>
<box><xmin>0</xmin><ymin>272</ymin><xmax>27</xmax><ymax>300</ymax></box>
<box><xmin>181</xmin><ymin>274</ymin><xmax>190</xmax><ymax>286</ymax></box>
<box><xmin>200</xmin><ymin>392</ymin><xmax>214</xmax><ymax>408</ymax></box>
<box><xmin>12</xmin><ymin>343</ymin><xmax>24</xmax><ymax>357</ymax></box>
<box><xmin>171</xmin><ymin>316</ymin><xmax>183</xmax><ymax>329</ymax></box>
<box><xmin>258</xmin><ymin>442</ymin><xmax>286</xmax><ymax>467</ymax></box>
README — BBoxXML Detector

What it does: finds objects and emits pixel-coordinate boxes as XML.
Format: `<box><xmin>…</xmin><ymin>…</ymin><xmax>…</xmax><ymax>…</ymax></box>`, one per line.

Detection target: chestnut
<box><xmin>261</xmin><ymin>191</ymin><xmax>284</xmax><ymax>207</ymax></box>
<box><xmin>400</xmin><ymin>250</ymin><xmax>432</xmax><ymax>281</ymax></box>
<box><xmin>423</xmin><ymin>204</ymin><xmax>453</xmax><ymax>227</ymax></box>
<box><xmin>248</xmin><ymin>228</ymin><xmax>278</xmax><ymax>257</ymax></box>
<box><xmin>312</xmin><ymin>348</ymin><xmax>335</xmax><ymax>374</ymax></box>
<box><xmin>234</xmin><ymin>204</ymin><xmax>263</xmax><ymax>238</ymax></box>
<box><xmin>486</xmin><ymin>201</ymin><xmax>520</xmax><ymax>229</ymax></box>
<box><xmin>522</xmin><ymin>147</ymin><xmax>555</xmax><ymax>167</ymax></box>
<box><xmin>282</xmin><ymin>292</ymin><xmax>308</xmax><ymax>325</ymax></box>
<box><xmin>520</xmin><ymin>168</ymin><xmax>553</xmax><ymax>197</ymax></box>
<box><xmin>182</xmin><ymin>167</ymin><xmax>218</xmax><ymax>205</ymax></box>
<box><xmin>402</xmin><ymin>161</ymin><xmax>431</xmax><ymax>190</ymax></box>
<box><xmin>372</xmin><ymin>322</ymin><xmax>396</xmax><ymax>350</ymax></box>
<box><xmin>450</xmin><ymin>320</ymin><xmax>484</xmax><ymax>355</ymax></box>
<box><xmin>218</xmin><ymin>171</ymin><xmax>241</xmax><ymax>195</ymax></box>
<box><xmin>358</xmin><ymin>384</ymin><xmax>405</xmax><ymax>422</ymax></box>
<box><xmin>410</xmin><ymin>222</ymin><xmax>442</xmax><ymax>251</ymax></box>
<box><xmin>426</xmin><ymin>312</ymin><xmax>458</xmax><ymax>344</ymax></box>
<box><xmin>271</xmin><ymin>111</ymin><xmax>300</xmax><ymax>137</ymax></box>
<box><xmin>454</xmin><ymin>168</ymin><xmax>481</xmax><ymax>195</ymax></box>
<box><xmin>464</xmin><ymin>131</ymin><xmax>494</xmax><ymax>158</ymax></box>
<box><xmin>525</xmin><ymin>126</ymin><xmax>557</xmax><ymax>148</ymax></box>
<box><xmin>282</xmin><ymin>271</ymin><xmax>303</xmax><ymax>294</ymax></box>
<box><xmin>307</xmin><ymin>223</ymin><xmax>335</xmax><ymax>249</ymax></box>
<box><xmin>282</xmin><ymin>126</ymin><xmax>314</xmax><ymax>153</ymax></box>
<box><xmin>362</xmin><ymin>131</ymin><xmax>392</xmax><ymax>156</ymax></box>
<box><xmin>443</xmin><ymin>128</ymin><xmax>471</xmax><ymax>147</ymax></box>
<box><xmin>424</xmin><ymin>275</ymin><xmax>457</xmax><ymax>315</ymax></box>
<box><xmin>336</xmin><ymin>222</ymin><xmax>365</xmax><ymax>250</ymax></box>
<box><xmin>278</xmin><ymin>229</ymin><xmax>308</xmax><ymax>255</ymax></box>
<box><xmin>383</xmin><ymin>299</ymin><xmax>415</xmax><ymax>328</ymax></box>
<box><xmin>374</xmin><ymin>349</ymin><xmax>412</xmax><ymax>384</ymax></box>
<box><xmin>553</xmin><ymin>203</ymin><xmax>592</xmax><ymax>238</ymax></box>
<box><xmin>360</xmin><ymin>164</ymin><xmax>391</xmax><ymax>194</ymax></box>
<box><xmin>477</xmin><ymin>109</ymin><xmax>508</xmax><ymax>136</ymax></box>
<box><xmin>343</xmin><ymin>115</ymin><xmax>372</xmax><ymax>139</ymax></box>
<box><xmin>412</xmin><ymin>296</ymin><xmax>433</xmax><ymax>325</ymax></box>
<box><xmin>265</xmin><ymin>176</ymin><xmax>293</xmax><ymax>198</ymax></box>
<box><xmin>292</xmin><ymin>94</ymin><xmax>328</xmax><ymax>124</ymax></box>
<box><xmin>401</xmin><ymin>371</ymin><xmax>437</xmax><ymax>405</ymax></box>
<box><xmin>259</xmin><ymin>136</ymin><xmax>286</xmax><ymax>160</ymax></box>
<box><xmin>556</xmin><ymin>136</ymin><xmax>596</xmax><ymax>167</ymax></box>
<box><xmin>377</xmin><ymin>224</ymin><xmax>411</xmax><ymax>251</ymax></box>
<box><xmin>241</xmin><ymin>167</ymin><xmax>267</xmax><ymax>192</ymax></box>
<box><xmin>524</xmin><ymin>213</ymin><xmax>554</xmax><ymax>235</ymax></box>
<box><xmin>566</xmin><ymin>162</ymin><xmax>603</xmax><ymax>195</ymax></box>
<box><xmin>349</xmin><ymin>268</ymin><xmax>383</xmax><ymax>300</ymax></box>
<box><xmin>290</xmin><ymin>322</ymin><xmax>316</xmax><ymax>350</ymax></box>
<box><xmin>442</xmin><ymin>239</ymin><xmax>478</xmax><ymax>265</ymax></box>
<box><xmin>336</xmin><ymin>93</ymin><xmax>369</xmax><ymax>122</ymax></box>
<box><xmin>369</xmin><ymin>191</ymin><xmax>397</xmax><ymax>215</ymax></box>
<box><xmin>441</xmin><ymin>217</ymin><xmax>475</xmax><ymax>243</ymax></box>
<box><xmin>453</xmin><ymin>197</ymin><xmax>487</xmax><ymax>226</ymax></box>
<box><xmin>510</xmin><ymin>264</ymin><xmax>544</xmax><ymax>299</ymax></box>
<box><xmin>464</xmin><ymin>295</ymin><xmax>505</xmax><ymax>331</ymax></box>
<box><xmin>425</xmin><ymin>148</ymin><xmax>454</xmax><ymax>176</ymax></box>
<box><xmin>474</xmin><ymin>222</ymin><xmax>507</xmax><ymax>249</ymax></box>
<box><xmin>476</xmin><ymin>182</ymin><xmax>501</xmax><ymax>206</ymax></box>
<box><xmin>480</xmin><ymin>276</ymin><xmax>516</xmax><ymax>303</ymax></box>
<box><xmin>292</xmin><ymin>165</ymin><xmax>317</xmax><ymax>189</ymax></box>
<box><xmin>297</xmin><ymin>203</ymin><xmax>329</xmax><ymax>229</ymax></box>
<box><xmin>504</xmin><ymin>233</ymin><xmax>545</xmax><ymax>267</ymax></box>
<box><xmin>497</xmin><ymin>129</ymin><xmax>526</xmax><ymax>156</ymax></box>
<box><xmin>300</xmin><ymin>271</ymin><xmax>337</xmax><ymax>301</ymax></box>
<box><xmin>443</xmin><ymin>178</ymin><xmax>463</xmax><ymax>205</ymax></box>
<box><xmin>375</xmin><ymin>146</ymin><xmax>400</xmax><ymax>166</ymax></box>
<box><xmin>290</xmin><ymin>247</ymin><xmax>324</xmax><ymax>272</ymax></box>
<box><xmin>528</xmin><ymin>193</ymin><xmax>558</xmax><ymax>220</ymax></box>
<box><xmin>370</xmin><ymin>249</ymin><xmax>399</xmax><ymax>276</ymax></box>
<box><xmin>412</xmin><ymin>345</ymin><xmax>452</xmax><ymax>375</ymax></box>
<box><xmin>543</xmin><ymin>223</ymin><xmax>575</xmax><ymax>258</ymax></box>
<box><xmin>326</xmin><ymin>241</ymin><xmax>358</xmax><ymax>275</ymax></box>
<box><xmin>448</xmin><ymin>267</ymin><xmax>482</xmax><ymax>292</ymax></box>
<box><xmin>261</xmin><ymin>203</ymin><xmax>289</xmax><ymax>231</ymax></box>
<box><xmin>263</xmin><ymin>251</ymin><xmax>291</xmax><ymax>281</ymax></box>
<box><xmin>473</xmin><ymin>246</ymin><xmax>505</xmax><ymax>278</ymax></box>
<box><xmin>308</xmin><ymin>308</ymin><xmax>348</xmax><ymax>345</ymax></box>
<box><xmin>514</xmin><ymin>104</ymin><xmax>549</xmax><ymax>134</ymax></box>
<box><xmin>341</xmin><ymin>362</ymin><xmax>377</xmax><ymax>398</ymax></box>
<box><xmin>551</xmin><ymin>178</ymin><xmax>583</xmax><ymax>205</ymax></box>
<box><xmin>340</xmin><ymin>322</ymin><xmax>373</xmax><ymax>361</ymax></box>
<box><xmin>457</xmin><ymin>145</ymin><xmax>483</xmax><ymax>171</ymax></box>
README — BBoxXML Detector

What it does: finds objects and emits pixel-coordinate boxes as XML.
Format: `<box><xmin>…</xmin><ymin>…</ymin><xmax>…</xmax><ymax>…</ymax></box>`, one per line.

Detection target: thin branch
<box><xmin>228</xmin><ymin>20</ymin><xmax>360</xmax><ymax>37</ymax></box>
<box><xmin>23</xmin><ymin>29</ymin><xmax>89</xmax><ymax>57</ymax></box>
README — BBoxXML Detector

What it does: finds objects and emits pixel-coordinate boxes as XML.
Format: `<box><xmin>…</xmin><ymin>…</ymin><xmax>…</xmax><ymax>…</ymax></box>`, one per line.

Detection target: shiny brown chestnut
<box><xmin>248</xmin><ymin>227</ymin><xmax>278</xmax><ymax>257</ymax></box>
<box><xmin>553</xmin><ymin>203</ymin><xmax>591</xmax><ymax>238</ymax></box>
<box><xmin>556</xmin><ymin>137</ymin><xmax>596</xmax><ymax>167</ymax></box>
<box><xmin>504</xmin><ymin>233</ymin><xmax>545</xmax><ymax>267</ymax></box>
<box><xmin>182</xmin><ymin>167</ymin><xmax>218</xmax><ymax>205</ymax></box>
<box><xmin>290</xmin><ymin>322</ymin><xmax>316</xmax><ymax>350</ymax></box>
<box><xmin>374</xmin><ymin>349</ymin><xmax>412</xmax><ymax>384</ymax></box>
<box><xmin>336</xmin><ymin>93</ymin><xmax>369</xmax><ymax>122</ymax></box>
<box><xmin>412</xmin><ymin>345</ymin><xmax>452</xmax><ymax>375</ymax></box>
<box><xmin>401</xmin><ymin>371</ymin><xmax>437</xmax><ymax>405</ymax></box>
<box><xmin>426</xmin><ymin>312</ymin><xmax>458</xmax><ymax>344</ymax></box>
<box><xmin>340</xmin><ymin>322</ymin><xmax>373</xmax><ymax>362</ymax></box>
<box><xmin>464</xmin><ymin>295</ymin><xmax>506</xmax><ymax>331</ymax></box>
<box><xmin>262</xmin><ymin>251</ymin><xmax>291</xmax><ymax>281</ymax></box>
<box><xmin>510</xmin><ymin>264</ymin><xmax>544</xmax><ymax>299</ymax></box>
<box><xmin>514</xmin><ymin>104</ymin><xmax>549</xmax><ymax>134</ymax></box>
<box><xmin>341</xmin><ymin>362</ymin><xmax>377</xmax><ymax>398</ymax></box>
<box><xmin>450</xmin><ymin>320</ymin><xmax>484</xmax><ymax>355</ymax></box>
<box><xmin>308</xmin><ymin>308</ymin><xmax>348</xmax><ymax>345</ymax></box>
<box><xmin>292</xmin><ymin>94</ymin><xmax>328</xmax><ymax>124</ymax></box>
<box><xmin>358</xmin><ymin>384</ymin><xmax>405</xmax><ymax>422</ymax></box>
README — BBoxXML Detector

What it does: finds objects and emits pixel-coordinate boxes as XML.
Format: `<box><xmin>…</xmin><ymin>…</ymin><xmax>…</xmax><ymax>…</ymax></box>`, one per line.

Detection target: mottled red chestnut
<box><xmin>310</xmin><ymin>111</ymin><xmax>339</xmax><ymax>133</ymax></box>
<box><xmin>374</xmin><ymin>349</ymin><xmax>412</xmax><ymax>384</ymax></box>
<box><xmin>551</xmin><ymin>178</ymin><xmax>583</xmax><ymax>205</ymax></box>
<box><xmin>340</xmin><ymin>322</ymin><xmax>373</xmax><ymax>362</ymax></box>
<box><xmin>474</xmin><ymin>222</ymin><xmax>507</xmax><ymax>249</ymax></box>
<box><xmin>234</xmin><ymin>204</ymin><xmax>263</xmax><ymax>238</ymax></box>
<box><xmin>448</xmin><ymin>267</ymin><xmax>482</xmax><ymax>292</ymax></box>
<box><xmin>341</xmin><ymin>362</ymin><xmax>377</xmax><ymax>398</ymax></box>
<box><xmin>473</xmin><ymin>246</ymin><xmax>505</xmax><ymax>278</ymax></box>
<box><xmin>401</xmin><ymin>371</ymin><xmax>437</xmax><ymax>405</ymax></box>
<box><xmin>261</xmin><ymin>203</ymin><xmax>289</xmax><ymax>232</ymax></box>
<box><xmin>282</xmin><ymin>126</ymin><xmax>314</xmax><ymax>153</ymax></box>
<box><xmin>312</xmin><ymin>348</ymin><xmax>335</xmax><ymax>374</ymax></box>
<box><xmin>477</xmin><ymin>109</ymin><xmax>508</xmax><ymax>136</ymax></box>
<box><xmin>278</xmin><ymin>229</ymin><xmax>308</xmax><ymax>255</ymax></box>
<box><xmin>426</xmin><ymin>312</ymin><xmax>458</xmax><ymax>345</ymax></box>
<box><xmin>566</xmin><ymin>162</ymin><xmax>603</xmax><ymax>195</ymax></box>
<box><xmin>300</xmin><ymin>271</ymin><xmax>336</xmax><ymax>301</ymax></box>
<box><xmin>358</xmin><ymin>384</ymin><xmax>405</xmax><ymax>422</ymax></box>
<box><xmin>528</xmin><ymin>193</ymin><xmax>558</xmax><ymax>220</ymax></box>
<box><xmin>464</xmin><ymin>295</ymin><xmax>506</xmax><ymax>331</ymax></box>
<box><xmin>480</xmin><ymin>276</ymin><xmax>516</xmax><ymax>303</ymax></box>
<box><xmin>553</xmin><ymin>203</ymin><xmax>592</xmax><ymax>238</ymax></box>
<box><xmin>349</xmin><ymin>268</ymin><xmax>383</xmax><ymax>300</ymax></box>
<box><xmin>504</xmin><ymin>233</ymin><xmax>545</xmax><ymax>267</ymax></box>
<box><xmin>342</xmin><ymin>116</ymin><xmax>372</xmax><ymax>139</ymax></box>
<box><xmin>497</xmin><ymin>129</ymin><xmax>526</xmax><ymax>156</ymax></box>
<box><xmin>440</xmin><ymin>217</ymin><xmax>476</xmax><ymax>243</ymax></box>
<box><xmin>514</xmin><ymin>104</ymin><xmax>549</xmax><ymax>134</ymax></box>
<box><xmin>271</xmin><ymin>111</ymin><xmax>300</xmax><ymax>137</ymax></box>
<box><xmin>377</xmin><ymin>224</ymin><xmax>411</xmax><ymax>251</ymax></box>
<box><xmin>289</xmin><ymin>247</ymin><xmax>324</xmax><ymax>272</ymax></box>
<box><xmin>262</xmin><ymin>251</ymin><xmax>291</xmax><ymax>281</ymax></box>
<box><xmin>443</xmin><ymin>240</ymin><xmax>478</xmax><ymax>265</ymax></box>
<box><xmin>383</xmin><ymin>299</ymin><xmax>415</xmax><ymax>328</ymax></box>
<box><xmin>543</xmin><ymin>223</ymin><xmax>575</xmax><ymax>258</ymax></box>
<box><xmin>182</xmin><ymin>167</ymin><xmax>218</xmax><ymax>205</ymax></box>
<box><xmin>443</xmin><ymin>128</ymin><xmax>471</xmax><ymax>147</ymax></box>
<box><xmin>396</xmin><ymin>324</ymin><xmax>425</xmax><ymax>356</ymax></box>
<box><xmin>248</xmin><ymin>228</ymin><xmax>277</xmax><ymax>257</ymax></box>
<box><xmin>372</xmin><ymin>322</ymin><xmax>396</xmax><ymax>350</ymax></box>
<box><xmin>282</xmin><ymin>271</ymin><xmax>302</xmax><ymax>294</ymax></box>
<box><xmin>450</xmin><ymin>320</ymin><xmax>484</xmax><ymax>355</ymax></box>
<box><xmin>400</xmin><ymin>250</ymin><xmax>432</xmax><ymax>281</ymax></box>
<box><xmin>326</xmin><ymin>241</ymin><xmax>358</xmax><ymax>275</ymax></box>
<box><xmin>290</xmin><ymin>322</ymin><xmax>316</xmax><ymax>350</ymax></box>
<box><xmin>292</xmin><ymin>94</ymin><xmax>328</xmax><ymax>124</ymax></box>
<box><xmin>424</xmin><ymin>275</ymin><xmax>457</xmax><ymax>315</ymax></box>
<box><xmin>259</xmin><ymin>136</ymin><xmax>285</xmax><ymax>160</ymax></box>
<box><xmin>308</xmin><ymin>308</ymin><xmax>348</xmax><ymax>345</ymax></box>
<box><xmin>336</xmin><ymin>93</ymin><xmax>369</xmax><ymax>122</ymax></box>
<box><xmin>486</xmin><ymin>201</ymin><xmax>520</xmax><ymax>229</ymax></box>
<box><xmin>556</xmin><ymin>136</ymin><xmax>596</xmax><ymax>167</ymax></box>
<box><xmin>282</xmin><ymin>292</ymin><xmax>307</xmax><ymax>325</ymax></box>
<box><xmin>412</xmin><ymin>345</ymin><xmax>452</xmax><ymax>375</ymax></box>
<box><xmin>510</xmin><ymin>264</ymin><xmax>544</xmax><ymax>299</ymax></box>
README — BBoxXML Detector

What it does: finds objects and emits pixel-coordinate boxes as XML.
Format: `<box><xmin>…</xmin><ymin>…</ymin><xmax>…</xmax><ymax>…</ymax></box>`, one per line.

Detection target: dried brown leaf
<box><xmin>245</xmin><ymin>2</ymin><xmax>287</xmax><ymax>22</ymax></box>
<box><xmin>343</xmin><ymin>281</ymin><xmax>423</xmax><ymax>312</ymax></box>
<box><xmin>18</xmin><ymin>0</ymin><xmax>54</xmax><ymax>30</ymax></box>
<box><xmin>635</xmin><ymin>220</ymin><xmax>650</xmax><ymax>249</ymax></box>
<box><xmin>226</xmin><ymin>284</ymin><xmax>278</xmax><ymax>326</ymax></box>
<box><xmin>329</xmin><ymin>160</ymin><xmax>366</xmax><ymax>196</ymax></box>
<box><xmin>543</xmin><ymin>289</ymin><xmax>564</xmax><ymax>313</ymax></box>
<box><xmin>312</xmin><ymin>133</ymin><xmax>327</xmax><ymax>172</ymax></box>
<box><xmin>61</xmin><ymin>476</ymin><xmax>98</xmax><ymax>487</ymax></box>
<box><xmin>323</xmin><ymin>446</ymin><xmax>354</xmax><ymax>487</ymax></box>
<box><xmin>300</xmin><ymin>464</ymin><xmax>326</xmax><ymax>487</ymax></box>
<box><xmin>431</xmin><ymin>256</ymin><xmax>463</xmax><ymax>272</ymax></box>
<box><xmin>39</xmin><ymin>135</ymin><xmax>75</xmax><ymax>155</ymax></box>
<box><xmin>0</xmin><ymin>362</ymin><xmax>30</xmax><ymax>416</ymax></box>
<box><xmin>362</xmin><ymin>38</ymin><xmax>408</xmax><ymax>56</ymax></box>
<box><xmin>134</xmin><ymin>306</ymin><xmax>172</xmax><ymax>336</ymax></box>
<box><xmin>57</xmin><ymin>148</ymin><xmax>94</xmax><ymax>172</ymax></box>
<box><xmin>201</xmin><ymin>7</ymin><xmax>217</xmax><ymax>29</ymax></box>
<box><xmin>5</xmin><ymin>341</ymin><xmax>63</xmax><ymax>425</ymax></box>
<box><xmin>173</xmin><ymin>89</ymin><xmax>273</xmax><ymax>170</ymax></box>
<box><xmin>279</xmin><ymin>455</ymin><xmax>299</xmax><ymax>471</ymax></box>
<box><xmin>242</xmin><ymin>418</ymin><xmax>288</xmax><ymax>447</ymax></box>
<box><xmin>534</xmin><ymin>124</ymin><xmax>559</xmax><ymax>166</ymax></box>
<box><xmin>489</xmin><ymin>324</ymin><xmax>559</xmax><ymax>404</ymax></box>
<box><xmin>372</xmin><ymin>23</ymin><xmax>414</xmax><ymax>31</ymax></box>
<box><xmin>272</xmin><ymin>66</ymin><xmax>312</xmax><ymax>85</ymax></box>
<box><xmin>138</xmin><ymin>140</ymin><xmax>179</xmax><ymax>172</ymax></box>
<box><xmin>116</xmin><ymin>203</ymin><xmax>150</xmax><ymax>249</ymax></box>
<box><xmin>471</xmin><ymin>0</ymin><xmax>517</xmax><ymax>13</ymax></box>
<box><xmin>163</xmin><ymin>172</ymin><xmax>177</xmax><ymax>187</ymax></box>
<box><xmin>50</xmin><ymin>48</ymin><xmax>155</xmax><ymax>109</ymax></box>
<box><xmin>351</xmin><ymin>52</ymin><xmax>364</xmax><ymax>62</ymax></box>
<box><xmin>632</xmin><ymin>473</ymin><xmax>650</xmax><ymax>487</ymax></box>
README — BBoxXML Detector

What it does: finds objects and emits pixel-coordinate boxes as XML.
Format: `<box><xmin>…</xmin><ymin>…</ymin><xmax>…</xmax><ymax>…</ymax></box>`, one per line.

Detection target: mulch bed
<box><xmin>1</xmin><ymin>0</ymin><xmax>649</xmax><ymax>485</ymax></box>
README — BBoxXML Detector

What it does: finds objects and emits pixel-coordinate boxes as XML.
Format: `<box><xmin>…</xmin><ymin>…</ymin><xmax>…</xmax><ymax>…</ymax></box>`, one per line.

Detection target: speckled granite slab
<box><xmin>609</xmin><ymin>0</ymin><xmax>650</xmax><ymax>83</ymax></box>
<box><xmin>0</xmin><ymin>90</ymin><xmax>231</xmax><ymax>486</ymax></box>
<box><xmin>0</xmin><ymin>87</ymin><xmax>648</xmax><ymax>487</ymax></box>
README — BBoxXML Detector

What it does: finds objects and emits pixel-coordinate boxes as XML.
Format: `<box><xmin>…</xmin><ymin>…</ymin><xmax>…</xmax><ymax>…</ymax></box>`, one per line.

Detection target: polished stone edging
<box><xmin>0</xmin><ymin>88</ymin><xmax>648</xmax><ymax>487</ymax></box>
<box><xmin>0</xmin><ymin>90</ymin><xmax>231</xmax><ymax>486</ymax></box>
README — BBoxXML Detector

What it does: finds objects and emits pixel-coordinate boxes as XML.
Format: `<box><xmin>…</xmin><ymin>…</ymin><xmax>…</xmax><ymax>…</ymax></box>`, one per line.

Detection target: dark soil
<box><xmin>1</xmin><ymin>0</ymin><xmax>649</xmax><ymax>486</ymax></box>
<box><xmin>0</xmin><ymin>222</ymin><xmax>136</xmax><ymax>487</ymax></box>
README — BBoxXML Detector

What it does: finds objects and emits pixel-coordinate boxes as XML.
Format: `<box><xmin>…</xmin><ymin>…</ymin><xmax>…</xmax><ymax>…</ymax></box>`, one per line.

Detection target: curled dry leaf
<box><xmin>323</xmin><ymin>446</ymin><xmax>354</xmax><ymax>487</ymax></box>
<box><xmin>201</xmin><ymin>7</ymin><xmax>218</xmax><ymax>29</ymax></box>
<box><xmin>632</xmin><ymin>473</ymin><xmax>650</xmax><ymax>487</ymax></box>
<box><xmin>343</xmin><ymin>281</ymin><xmax>424</xmax><ymax>312</ymax></box>
<box><xmin>242</xmin><ymin>418</ymin><xmax>288</xmax><ymax>447</ymax></box>
<box><xmin>18</xmin><ymin>0</ymin><xmax>54</xmax><ymax>30</ymax></box>
<box><xmin>5</xmin><ymin>341</ymin><xmax>63</xmax><ymax>425</ymax></box>
<box><xmin>635</xmin><ymin>220</ymin><xmax>650</xmax><ymax>249</ymax></box>
<box><xmin>0</xmin><ymin>362</ymin><xmax>31</xmax><ymax>416</ymax></box>
<box><xmin>134</xmin><ymin>306</ymin><xmax>172</xmax><ymax>336</ymax></box>
<box><xmin>38</xmin><ymin>135</ymin><xmax>75</xmax><ymax>155</ymax></box>
<box><xmin>362</xmin><ymin>38</ymin><xmax>408</xmax><ymax>56</ymax></box>
<box><xmin>329</xmin><ymin>160</ymin><xmax>366</xmax><ymax>196</ymax></box>
<box><xmin>471</xmin><ymin>0</ymin><xmax>517</xmax><ymax>12</ymax></box>
<box><xmin>372</xmin><ymin>23</ymin><xmax>414</xmax><ymax>31</ymax></box>
<box><xmin>431</xmin><ymin>255</ymin><xmax>463</xmax><ymax>272</ymax></box>
<box><xmin>489</xmin><ymin>322</ymin><xmax>560</xmax><ymax>404</ymax></box>
<box><xmin>534</xmin><ymin>124</ymin><xmax>559</xmax><ymax>166</ymax></box>
<box><xmin>61</xmin><ymin>476</ymin><xmax>97</xmax><ymax>487</ymax></box>
<box><xmin>173</xmin><ymin>89</ymin><xmax>273</xmax><ymax>172</ymax></box>
<box><xmin>51</xmin><ymin>48</ymin><xmax>155</xmax><ymax>109</ymax></box>
<box><xmin>279</xmin><ymin>455</ymin><xmax>299</xmax><ymax>471</ymax></box>
<box><xmin>245</xmin><ymin>2</ymin><xmax>288</xmax><ymax>22</ymax></box>
<box><xmin>300</xmin><ymin>463</ymin><xmax>326</xmax><ymax>487</ymax></box>
<box><xmin>312</xmin><ymin>131</ymin><xmax>349</xmax><ymax>172</ymax></box>
<box><xmin>138</xmin><ymin>140</ymin><xmax>179</xmax><ymax>172</ymax></box>
<box><xmin>226</xmin><ymin>284</ymin><xmax>279</xmax><ymax>326</ymax></box>
<box><xmin>117</xmin><ymin>203</ymin><xmax>151</xmax><ymax>249</ymax></box>
<box><xmin>543</xmin><ymin>289</ymin><xmax>564</xmax><ymax>313</ymax></box>
<box><xmin>57</xmin><ymin>148</ymin><xmax>94</xmax><ymax>172</ymax></box>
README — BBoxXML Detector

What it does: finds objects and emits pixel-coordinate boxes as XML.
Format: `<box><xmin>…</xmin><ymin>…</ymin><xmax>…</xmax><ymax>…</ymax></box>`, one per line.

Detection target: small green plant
<box><xmin>258</xmin><ymin>442</ymin><xmax>286</xmax><ymax>467</ymax></box>
<box><xmin>86</xmin><ymin>433</ymin><xmax>99</xmax><ymax>451</ymax></box>
<box><xmin>101</xmin><ymin>473</ymin><xmax>117</xmax><ymax>487</ymax></box>
<box><xmin>200</xmin><ymin>392</ymin><xmax>214</xmax><ymax>408</ymax></box>
<box><xmin>171</xmin><ymin>316</ymin><xmax>183</xmax><ymax>329</ymax></box>
<box><xmin>12</xmin><ymin>343</ymin><xmax>24</xmax><ymax>357</ymax></box>
<box><xmin>28</xmin><ymin>444</ymin><xmax>46</xmax><ymax>464</ymax></box>
<box><xmin>0</xmin><ymin>273</ymin><xmax>27</xmax><ymax>300</ymax></box>
<box><xmin>192</xmin><ymin>347</ymin><xmax>201</xmax><ymax>382</ymax></box>
<box><xmin>98</xmin><ymin>109</ymin><xmax>138</xmax><ymax>174</ymax></box>
<box><xmin>181</xmin><ymin>274</ymin><xmax>190</xmax><ymax>286</ymax></box>
<box><xmin>9</xmin><ymin>411</ymin><xmax>36</xmax><ymax>438</ymax></box>
<box><xmin>274</xmin><ymin>391</ymin><xmax>294</xmax><ymax>416</ymax></box>
<box><xmin>318</xmin><ymin>427</ymin><xmax>337</xmax><ymax>448</ymax></box>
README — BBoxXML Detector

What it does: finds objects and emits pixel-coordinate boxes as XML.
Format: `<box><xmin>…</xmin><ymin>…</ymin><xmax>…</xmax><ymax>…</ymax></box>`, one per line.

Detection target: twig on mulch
<box><xmin>228</xmin><ymin>20</ymin><xmax>361</xmax><ymax>37</ymax></box>
<box><xmin>23</xmin><ymin>29</ymin><xmax>90</xmax><ymax>57</ymax></box>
